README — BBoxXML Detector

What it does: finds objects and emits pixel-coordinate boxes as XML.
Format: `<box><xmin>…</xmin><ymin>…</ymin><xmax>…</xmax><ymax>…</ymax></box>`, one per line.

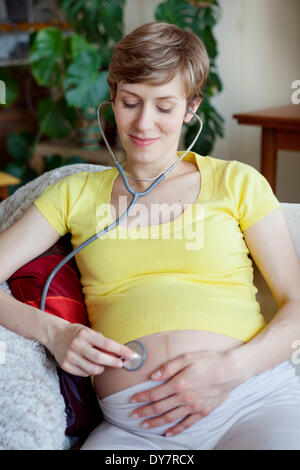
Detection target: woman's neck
<box><xmin>121</xmin><ymin>157</ymin><xmax>196</xmax><ymax>192</ymax></box>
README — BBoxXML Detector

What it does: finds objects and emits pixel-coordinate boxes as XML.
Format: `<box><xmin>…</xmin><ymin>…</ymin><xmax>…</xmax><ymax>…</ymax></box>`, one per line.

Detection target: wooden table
<box><xmin>233</xmin><ymin>104</ymin><xmax>300</xmax><ymax>193</ymax></box>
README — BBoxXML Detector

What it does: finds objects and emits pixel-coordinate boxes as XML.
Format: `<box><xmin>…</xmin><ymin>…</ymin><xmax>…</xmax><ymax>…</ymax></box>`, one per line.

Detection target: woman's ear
<box><xmin>183</xmin><ymin>97</ymin><xmax>202</xmax><ymax>123</ymax></box>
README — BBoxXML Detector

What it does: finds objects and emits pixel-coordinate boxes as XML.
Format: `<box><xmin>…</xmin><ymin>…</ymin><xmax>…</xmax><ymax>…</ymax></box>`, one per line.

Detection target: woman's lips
<box><xmin>129</xmin><ymin>135</ymin><xmax>160</xmax><ymax>147</ymax></box>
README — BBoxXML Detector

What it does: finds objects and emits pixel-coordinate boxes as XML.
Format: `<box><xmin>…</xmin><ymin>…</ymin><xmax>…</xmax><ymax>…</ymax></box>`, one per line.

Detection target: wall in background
<box><xmin>212</xmin><ymin>0</ymin><xmax>300</xmax><ymax>203</ymax></box>
<box><xmin>124</xmin><ymin>0</ymin><xmax>162</xmax><ymax>34</ymax></box>
<box><xmin>123</xmin><ymin>0</ymin><xmax>300</xmax><ymax>202</ymax></box>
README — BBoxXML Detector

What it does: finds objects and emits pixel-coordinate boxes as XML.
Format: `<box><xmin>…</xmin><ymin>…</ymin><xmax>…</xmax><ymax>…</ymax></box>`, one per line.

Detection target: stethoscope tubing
<box><xmin>39</xmin><ymin>174</ymin><xmax>165</xmax><ymax>312</ymax></box>
<box><xmin>40</xmin><ymin>101</ymin><xmax>203</xmax><ymax>340</ymax></box>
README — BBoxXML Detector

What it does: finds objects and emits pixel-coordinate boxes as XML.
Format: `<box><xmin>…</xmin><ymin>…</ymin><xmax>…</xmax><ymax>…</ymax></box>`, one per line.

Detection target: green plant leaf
<box><xmin>203</xmin><ymin>5</ymin><xmax>219</xmax><ymax>27</ymax></box>
<box><xmin>100</xmin><ymin>1</ymin><xmax>124</xmax><ymax>42</ymax></box>
<box><xmin>200</xmin><ymin>27</ymin><xmax>218</xmax><ymax>59</ymax></box>
<box><xmin>43</xmin><ymin>153</ymin><xmax>86</xmax><ymax>172</ymax></box>
<box><xmin>207</xmin><ymin>106</ymin><xmax>225</xmax><ymax>138</ymax></box>
<box><xmin>38</xmin><ymin>97</ymin><xmax>78</xmax><ymax>139</ymax></box>
<box><xmin>6</xmin><ymin>132</ymin><xmax>33</xmax><ymax>162</ymax></box>
<box><xmin>155</xmin><ymin>0</ymin><xmax>197</xmax><ymax>27</ymax></box>
<box><xmin>64</xmin><ymin>50</ymin><xmax>110</xmax><ymax>109</ymax></box>
<box><xmin>22</xmin><ymin>167</ymin><xmax>39</xmax><ymax>184</ymax></box>
<box><xmin>29</xmin><ymin>27</ymin><xmax>67</xmax><ymax>87</ymax></box>
<box><xmin>184</xmin><ymin>120</ymin><xmax>215</xmax><ymax>156</ymax></box>
<box><xmin>70</xmin><ymin>34</ymin><xmax>95</xmax><ymax>59</ymax></box>
<box><xmin>2</xmin><ymin>161</ymin><xmax>25</xmax><ymax>180</ymax></box>
<box><xmin>207</xmin><ymin>71</ymin><xmax>223</xmax><ymax>93</ymax></box>
<box><xmin>43</xmin><ymin>154</ymin><xmax>64</xmax><ymax>171</ymax></box>
<box><xmin>64</xmin><ymin>156</ymin><xmax>86</xmax><ymax>165</ymax></box>
<box><xmin>0</xmin><ymin>70</ymin><xmax>19</xmax><ymax>107</ymax></box>
<box><xmin>2</xmin><ymin>161</ymin><xmax>39</xmax><ymax>193</ymax></box>
<box><xmin>59</xmin><ymin>0</ymin><xmax>125</xmax><ymax>43</ymax></box>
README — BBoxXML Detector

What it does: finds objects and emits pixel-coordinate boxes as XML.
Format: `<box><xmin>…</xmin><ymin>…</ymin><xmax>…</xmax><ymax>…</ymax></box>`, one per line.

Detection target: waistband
<box><xmin>97</xmin><ymin>360</ymin><xmax>300</xmax><ymax>436</ymax></box>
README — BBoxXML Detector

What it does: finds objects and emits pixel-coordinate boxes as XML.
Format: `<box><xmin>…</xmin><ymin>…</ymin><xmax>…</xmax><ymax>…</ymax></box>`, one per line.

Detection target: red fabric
<box><xmin>7</xmin><ymin>234</ymin><xmax>103</xmax><ymax>437</ymax></box>
<box><xmin>27</xmin><ymin>296</ymin><xmax>88</xmax><ymax>324</ymax></box>
<box><xmin>8</xmin><ymin>241</ymin><xmax>89</xmax><ymax>326</ymax></box>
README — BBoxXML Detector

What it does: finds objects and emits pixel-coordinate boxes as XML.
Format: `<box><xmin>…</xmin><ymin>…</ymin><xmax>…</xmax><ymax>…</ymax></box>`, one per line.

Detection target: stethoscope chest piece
<box><xmin>123</xmin><ymin>340</ymin><xmax>147</xmax><ymax>371</ymax></box>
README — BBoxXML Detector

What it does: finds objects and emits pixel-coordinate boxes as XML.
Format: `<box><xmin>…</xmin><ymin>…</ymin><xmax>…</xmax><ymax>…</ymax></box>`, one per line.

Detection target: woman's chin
<box><xmin>123</xmin><ymin>145</ymin><xmax>160</xmax><ymax>162</ymax></box>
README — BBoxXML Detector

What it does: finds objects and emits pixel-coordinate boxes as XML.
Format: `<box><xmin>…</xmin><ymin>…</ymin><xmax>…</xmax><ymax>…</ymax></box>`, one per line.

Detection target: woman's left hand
<box><xmin>129</xmin><ymin>349</ymin><xmax>246</xmax><ymax>436</ymax></box>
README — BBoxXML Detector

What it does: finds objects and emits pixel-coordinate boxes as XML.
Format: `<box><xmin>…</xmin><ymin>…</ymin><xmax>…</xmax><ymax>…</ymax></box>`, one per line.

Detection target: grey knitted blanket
<box><xmin>0</xmin><ymin>163</ymin><xmax>107</xmax><ymax>449</ymax></box>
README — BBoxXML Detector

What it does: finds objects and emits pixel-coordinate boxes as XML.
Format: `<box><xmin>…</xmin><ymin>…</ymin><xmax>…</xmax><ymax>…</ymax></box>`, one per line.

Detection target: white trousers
<box><xmin>81</xmin><ymin>360</ymin><xmax>300</xmax><ymax>450</ymax></box>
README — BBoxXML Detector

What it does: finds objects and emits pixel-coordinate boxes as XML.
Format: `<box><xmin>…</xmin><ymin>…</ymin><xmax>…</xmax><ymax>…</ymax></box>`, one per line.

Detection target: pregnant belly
<box><xmin>94</xmin><ymin>330</ymin><xmax>244</xmax><ymax>399</ymax></box>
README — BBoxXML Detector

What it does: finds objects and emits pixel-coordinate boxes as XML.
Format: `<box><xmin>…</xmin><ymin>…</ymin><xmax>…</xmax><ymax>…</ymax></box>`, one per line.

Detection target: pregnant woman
<box><xmin>1</xmin><ymin>22</ymin><xmax>300</xmax><ymax>450</ymax></box>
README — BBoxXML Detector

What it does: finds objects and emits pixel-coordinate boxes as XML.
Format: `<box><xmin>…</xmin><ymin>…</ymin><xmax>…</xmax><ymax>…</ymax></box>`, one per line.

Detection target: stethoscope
<box><xmin>41</xmin><ymin>100</ymin><xmax>203</xmax><ymax>371</ymax></box>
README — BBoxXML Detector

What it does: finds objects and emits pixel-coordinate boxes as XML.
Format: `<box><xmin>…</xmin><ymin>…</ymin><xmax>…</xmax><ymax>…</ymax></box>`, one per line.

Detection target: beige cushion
<box><xmin>254</xmin><ymin>203</ymin><xmax>300</xmax><ymax>323</ymax></box>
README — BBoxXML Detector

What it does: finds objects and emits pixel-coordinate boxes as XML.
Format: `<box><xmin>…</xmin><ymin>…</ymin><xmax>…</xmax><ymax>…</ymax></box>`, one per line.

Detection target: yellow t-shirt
<box><xmin>33</xmin><ymin>152</ymin><xmax>281</xmax><ymax>344</ymax></box>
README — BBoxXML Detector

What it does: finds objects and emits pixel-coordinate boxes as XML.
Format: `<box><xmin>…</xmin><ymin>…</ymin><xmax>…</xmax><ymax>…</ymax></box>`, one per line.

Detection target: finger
<box><xmin>88</xmin><ymin>330</ymin><xmax>136</xmax><ymax>361</ymax></box>
<box><xmin>141</xmin><ymin>405</ymin><xmax>190</xmax><ymax>430</ymax></box>
<box><xmin>130</xmin><ymin>380</ymin><xmax>176</xmax><ymax>404</ymax></box>
<box><xmin>150</xmin><ymin>353</ymin><xmax>194</xmax><ymax>381</ymax></box>
<box><xmin>66</xmin><ymin>350</ymin><xmax>106</xmax><ymax>376</ymax></box>
<box><xmin>62</xmin><ymin>361</ymin><xmax>97</xmax><ymax>378</ymax></box>
<box><xmin>131</xmin><ymin>371</ymin><xmax>191</xmax><ymax>404</ymax></box>
<box><xmin>163</xmin><ymin>412</ymin><xmax>203</xmax><ymax>437</ymax></box>
<box><xmin>81</xmin><ymin>344</ymin><xmax>124</xmax><ymax>369</ymax></box>
<box><xmin>131</xmin><ymin>394</ymin><xmax>181</xmax><ymax>419</ymax></box>
<box><xmin>164</xmin><ymin>396</ymin><xmax>230</xmax><ymax>436</ymax></box>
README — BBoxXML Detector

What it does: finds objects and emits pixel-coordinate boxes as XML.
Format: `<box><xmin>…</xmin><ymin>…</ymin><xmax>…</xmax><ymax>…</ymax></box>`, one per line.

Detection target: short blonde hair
<box><xmin>107</xmin><ymin>22</ymin><xmax>210</xmax><ymax>106</ymax></box>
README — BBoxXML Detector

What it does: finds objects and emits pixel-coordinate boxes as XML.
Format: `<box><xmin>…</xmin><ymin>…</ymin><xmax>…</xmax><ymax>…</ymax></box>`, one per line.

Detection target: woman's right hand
<box><xmin>47</xmin><ymin>322</ymin><xmax>136</xmax><ymax>377</ymax></box>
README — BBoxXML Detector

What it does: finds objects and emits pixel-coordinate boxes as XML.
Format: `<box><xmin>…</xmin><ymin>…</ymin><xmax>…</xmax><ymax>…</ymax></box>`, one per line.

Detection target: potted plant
<box><xmin>0</xmin><ymin>0</ymin><xmax>126</xmax><ymax>193</ymax></box>
<box><xmin>1</xmin><ymin>0</ymin><xmax>224</xmax><ymax>194</ymax></box>
<box><xmin>155</xmin><ymin>0</ymin><xmax>224</xmax><ymax>155</ymax></box>
<box><xmin>29</xmin><ymin>0</ymin><xmax>126</xmax><ymax>150</ymax></box>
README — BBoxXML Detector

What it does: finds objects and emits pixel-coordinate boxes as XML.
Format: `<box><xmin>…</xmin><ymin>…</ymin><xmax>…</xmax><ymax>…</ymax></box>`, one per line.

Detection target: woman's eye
<box><xmin>158</xmin><ymin>107</ymin><xmax>172</xmax><ymax>113</ymax></box>
<box><xmin>123</xmin><ymin>102</ymin><xmax>171</xmax><ymax>113</ymax></box>
<box><xmin>124</xmin><ymin>102</ymin><xmax>139</xmax><ymax>108</ymax></box>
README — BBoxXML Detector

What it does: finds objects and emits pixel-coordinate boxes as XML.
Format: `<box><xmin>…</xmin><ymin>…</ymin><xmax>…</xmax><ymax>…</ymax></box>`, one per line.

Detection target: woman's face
<box><xmin>111</xmin><ymin>72</ymin><xmax>194</xmax><ymax>170</ymax></box>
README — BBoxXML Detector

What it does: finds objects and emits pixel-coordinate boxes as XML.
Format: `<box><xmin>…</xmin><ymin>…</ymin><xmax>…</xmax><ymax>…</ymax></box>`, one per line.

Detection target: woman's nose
<box><xmin>134</xmin><ymin>106</ymin><xmax>155</xmax><ymax>131</ymax></box>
